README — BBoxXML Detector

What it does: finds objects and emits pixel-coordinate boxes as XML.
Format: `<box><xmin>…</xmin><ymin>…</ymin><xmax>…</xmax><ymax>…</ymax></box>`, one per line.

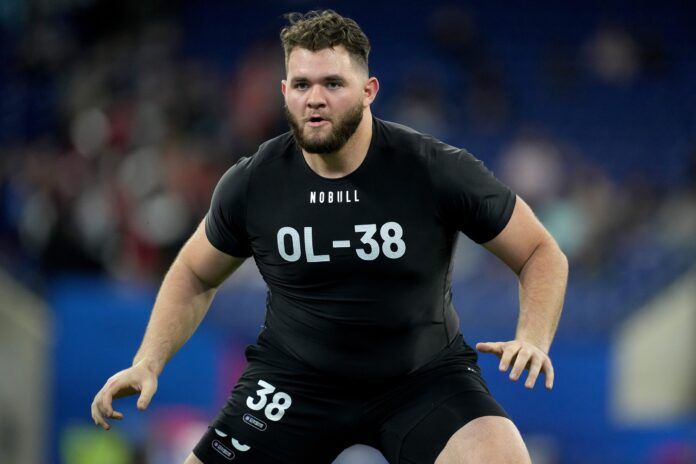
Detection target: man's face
<box><xmin>282</xmin><ymin>45</ymin><xmax>368</xmax><ymax>154</ymax></box>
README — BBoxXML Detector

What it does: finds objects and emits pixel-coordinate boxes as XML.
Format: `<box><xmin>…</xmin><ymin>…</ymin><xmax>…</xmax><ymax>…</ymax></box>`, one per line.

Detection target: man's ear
<box><xmin>364</xmin><ymin>77</ymin><xmax>380</xmax><ymax>106</ymax></box>
<box><xmin>281</xmin><ymin>80</ymin><xmax>287</xmax><ymax>97</ymax></box>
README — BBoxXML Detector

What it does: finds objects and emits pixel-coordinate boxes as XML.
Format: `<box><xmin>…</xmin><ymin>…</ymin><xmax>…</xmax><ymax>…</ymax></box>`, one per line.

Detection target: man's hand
<box><xmin>476</xmin><ymin>340</ymin><xmax>555</xmax><ymax>390</ymax></box>
<box><xmin>91</xmin><ymin>360</ymin><xmax>159</xmax><ymax>430</ymax></box>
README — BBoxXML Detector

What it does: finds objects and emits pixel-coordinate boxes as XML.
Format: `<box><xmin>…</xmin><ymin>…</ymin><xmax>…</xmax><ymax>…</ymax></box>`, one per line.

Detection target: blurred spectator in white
<box><xmin>333</xmin><ymin>444</ymin><xmax>388</xmax><ymax>464</ymax></box>
<box><xmin>497</xmin><ymin>130</ymin><xmax>589</xmax><ymax>261</ymax></box>
<box><xmin>499</xmin><ymin>128</ymin><xmax>565</xmax><ymax>207</ymax></box>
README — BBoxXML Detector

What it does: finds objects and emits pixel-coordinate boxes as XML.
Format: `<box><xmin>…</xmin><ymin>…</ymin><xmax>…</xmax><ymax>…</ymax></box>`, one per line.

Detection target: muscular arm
<box><xmin>477</xmin><ymin>196</ymin><xmax>569</xmax><ymax>388</ymax></box>
<box><xmin>92</xmin><ymin>219</ymin><xmax>245</xmax><ymax>429</ymax></box>
<box><xmin>133</xmin><ymin>219</ymin><xmax>247</xmax><ymax>375</ymax></box>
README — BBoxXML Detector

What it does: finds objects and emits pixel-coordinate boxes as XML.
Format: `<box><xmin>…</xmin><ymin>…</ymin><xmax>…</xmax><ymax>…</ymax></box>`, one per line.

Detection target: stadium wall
<box><xmin>0</xmin><ymin>270</ymin><xmax>50</xmax><ymax>464</ymax></box>
<box><xmin>612</xmin><ymin>266</ymin><xmax>696</xmax><ymax>423</ymax></box>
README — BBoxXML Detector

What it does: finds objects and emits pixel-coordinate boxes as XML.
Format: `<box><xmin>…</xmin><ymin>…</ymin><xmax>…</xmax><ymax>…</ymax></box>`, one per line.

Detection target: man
<box><xmin>92</xmin><ymin>10</ymin><xmax>568</xmax><ymax>464</ymax></box>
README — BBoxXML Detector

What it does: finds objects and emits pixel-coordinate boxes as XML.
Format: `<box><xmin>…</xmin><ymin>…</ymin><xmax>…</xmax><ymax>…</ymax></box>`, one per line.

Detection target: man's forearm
<box><xmin>515</xmin><ymin>239</ymin><xmax>568</xmax><ymax>353</ymax></box>
<box><xmin>132</xmin><ymin>259</ymin><xmax>218</xmax><ymax>375</ymax></box>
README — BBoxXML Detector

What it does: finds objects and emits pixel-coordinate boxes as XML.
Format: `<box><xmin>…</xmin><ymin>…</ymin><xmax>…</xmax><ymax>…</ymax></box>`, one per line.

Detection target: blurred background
<box><xmin>1</xmin><ymin>0</ymin><xmax>695</xmax><ymax>463</ymax></box>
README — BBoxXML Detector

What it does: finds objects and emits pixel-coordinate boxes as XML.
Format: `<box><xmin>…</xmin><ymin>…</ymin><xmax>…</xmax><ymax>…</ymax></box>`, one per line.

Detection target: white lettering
<box><xmin>277</xmin><ymin>227</ymin><xmax>301</xmax><ymax>262</ymax></box>
<box><xmin>307</xmin><ymin>189</ymin><xmax>360</xmax><ymax>204</ymax></box>
<box><xmin>304</xmin><ymin>227</ymin><xmax>330</xmax><ymax>262</ymax></box>
<box><xmin>231</xmin><ymin>438</ymin><xmax>250</xmax><ymax>452</ymax></box>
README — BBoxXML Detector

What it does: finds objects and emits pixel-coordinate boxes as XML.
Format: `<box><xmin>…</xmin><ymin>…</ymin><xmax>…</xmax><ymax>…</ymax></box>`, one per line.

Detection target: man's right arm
<box><xmin>91</xmin><ymin>218</ymin><xmax>246</xmax><ymax>430</ymax></box>
<box><xmin>133</xmin><ymin>218</ymin><xmax>246</xmax><ymax>376</ymax></box>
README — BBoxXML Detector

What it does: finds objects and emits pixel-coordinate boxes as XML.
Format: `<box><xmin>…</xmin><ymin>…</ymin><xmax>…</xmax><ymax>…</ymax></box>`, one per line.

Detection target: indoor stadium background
<box><xmin>1</xmin><ymin>0</ymin><xmax>695</xmax><ymax>463</ymax></box>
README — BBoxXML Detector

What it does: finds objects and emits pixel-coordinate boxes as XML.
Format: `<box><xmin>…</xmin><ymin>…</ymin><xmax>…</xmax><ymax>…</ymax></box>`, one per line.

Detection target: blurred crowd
<box><xmin>0</xmin><ymin>15</ymin><xmax>288</xmax><ymax>284</ymax></box>
<box><xmin>1</xmin><ymin>3</ymin><xmax>695</xmax><ymax>464</ymax></box>
<box><xmin>0</xmin><ymin>2</ymin><xmax>694</xmax><ymax>292</ymax></box>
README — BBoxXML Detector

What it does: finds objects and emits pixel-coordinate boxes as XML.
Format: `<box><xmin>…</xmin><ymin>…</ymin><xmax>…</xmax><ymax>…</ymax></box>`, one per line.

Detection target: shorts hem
<box><xmin>396</xmin><ymin>389</ymin><xmax>508</xmax><ymax>463</ymax></box>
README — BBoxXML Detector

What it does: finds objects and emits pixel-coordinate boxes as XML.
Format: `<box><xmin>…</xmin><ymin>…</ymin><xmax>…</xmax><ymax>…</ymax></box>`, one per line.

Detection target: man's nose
<box><xmin>306</xmin><ymin>85</ymin><xmax>327</xmax><ymax>108</ymax></box>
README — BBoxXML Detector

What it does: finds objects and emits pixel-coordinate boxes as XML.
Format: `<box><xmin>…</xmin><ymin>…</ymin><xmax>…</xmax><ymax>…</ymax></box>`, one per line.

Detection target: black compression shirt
<box><xmin>205</xmin><ymin>117</ymin><xmax>516</xmax><ymax>379</ymax></box>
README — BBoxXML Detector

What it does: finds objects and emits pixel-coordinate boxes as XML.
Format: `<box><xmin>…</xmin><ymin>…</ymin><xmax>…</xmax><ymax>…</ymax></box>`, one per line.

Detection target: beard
<box><xmin>285</xmin><ymin>100</ymin><xmax>364</xmax><ymax>155</ymax></box>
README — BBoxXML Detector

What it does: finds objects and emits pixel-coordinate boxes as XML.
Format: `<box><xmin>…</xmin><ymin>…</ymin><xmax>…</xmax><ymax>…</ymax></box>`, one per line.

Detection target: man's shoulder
<box><xmin>217</xmin><ymin>131</ymin><xmax>293</xmax><ymax>189</ymax></box>
<box><xmin>376</xmin><ymin>118</ymin><xmax>431</xmax><ymax>147</ymax></box>
<box><xmin>375</xmin><ymin>117</ymin><xmax>462</xmax><ymax>161</ymax></box>
<box><xmin>244</xmin><ymin>131</ymin><xmax>295</xmax><ymax>168</ymax></box>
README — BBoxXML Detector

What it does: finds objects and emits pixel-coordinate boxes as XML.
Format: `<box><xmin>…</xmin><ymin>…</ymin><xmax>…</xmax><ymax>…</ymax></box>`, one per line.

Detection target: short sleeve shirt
<box><xmin>206</xmin><ymin>117</ymin><xmax>515</xmax><ymax>379</ymax></box>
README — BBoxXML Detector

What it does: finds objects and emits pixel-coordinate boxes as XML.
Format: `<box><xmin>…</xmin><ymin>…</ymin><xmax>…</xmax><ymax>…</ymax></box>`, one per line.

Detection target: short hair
<box><xmin>280</xmin><ymin>10</ymin><xmax>370</xmax><ymax>74</ymax></box>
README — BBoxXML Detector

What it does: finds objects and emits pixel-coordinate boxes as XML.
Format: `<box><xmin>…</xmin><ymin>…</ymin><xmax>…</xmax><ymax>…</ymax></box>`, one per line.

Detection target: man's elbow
<box><xmin>171</xmin><ymin>254</ymin><xmax>222</xmax><ymax>292</ymax></box>
<box><xmin>526</xmin><ymin>235</ymin><xmax>568</xmax><ymax>278</ymax></box>
<box><xmin>548</xmin><ymin>238</ymin><xmax>569</xmax><ymax>277</ymax></box>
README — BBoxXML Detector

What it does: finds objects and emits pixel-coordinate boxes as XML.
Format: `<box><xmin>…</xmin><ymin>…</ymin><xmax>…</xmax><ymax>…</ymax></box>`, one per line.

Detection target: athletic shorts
<box><xmin>192</xmin><ymin>333</ymin><xmax>509</xmax><ymax>464</ymax></box>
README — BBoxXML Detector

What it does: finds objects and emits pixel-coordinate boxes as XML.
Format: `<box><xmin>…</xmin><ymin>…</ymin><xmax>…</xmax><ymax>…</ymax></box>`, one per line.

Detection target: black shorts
<box><xmin>193</xmin><ymin>333</ymin><xmax>509</xmax><ymax>464</ymax></box>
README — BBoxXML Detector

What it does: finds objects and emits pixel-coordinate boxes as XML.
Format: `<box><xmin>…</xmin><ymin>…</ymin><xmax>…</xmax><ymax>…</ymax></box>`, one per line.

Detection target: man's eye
<box><xmin>327</xmin><ymin>82</ymin><xmax>342</xmax><ymax>89</ymax></box>
<box><xmin>294</xmin><ymin>83</ymin><xmax>308</xmax><ymax>90</ymax></box>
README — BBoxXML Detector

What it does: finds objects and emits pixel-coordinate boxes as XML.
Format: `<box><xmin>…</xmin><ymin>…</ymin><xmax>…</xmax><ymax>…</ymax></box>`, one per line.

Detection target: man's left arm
<box><xmin>476</xmin><ymin>195</ymin><xmax>569</xmax><ymax>389</ymax></box>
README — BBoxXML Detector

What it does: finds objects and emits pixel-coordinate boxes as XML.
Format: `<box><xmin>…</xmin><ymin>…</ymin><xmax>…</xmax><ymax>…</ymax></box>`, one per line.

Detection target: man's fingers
<box><xmin>481</xmin><ymin>340</ymin><xmax>556</xmax><ymax>390</ymax></box>
<box><xmin>498</xmin><ymin>344</ymin><xmax>518</xmax><ymax>372</ymax></box>
<box><xmin>509</xmin><ymin>349</ymin><xmax>531</xmax><ymax>381</ymax></box>
<box><xmin>90</xmin><ymin>400</ymin><xmax>100</xmax><ymax>426</ymax></box>
<box><xmin>92</xmin><ymin>365</ymin><xmax>161</xmax><ymax>430</ymax></box>
<box><xmin>94</xmin><ymin>377</ymin><xmax>123</xmax><ymax>430</ymax></box>
<box><xmin>475</xmin><ymin>342</ymin><xmax>503</xmax><ymax>356</ymax></box>
<box><xmin>96</xmin><ymin>417</ymin><xmax>110</xmax><ymax>429</ymax></box>
<box><xmin>524</xmin><ymin>357</ymin><xmax>544</xmax><ymax>389</ymax></box>
<box><xmin>137</xmin><ymin>378</ymin><xmax>157</xmax><ymax>411</ymax></box>
<box><xmin>99</xmin><ymin>388</ymin><xmax>115</xmax><ymax>418</ymax></box>
<box><xmin>544</xmin><ymin>358</ymin><xmax>555</xmax><ymax>389</ymax></box>
<box><xmin>91</xmin><ymin>397</ymin><xmax>110</xmax><ymax>430</ymax></box>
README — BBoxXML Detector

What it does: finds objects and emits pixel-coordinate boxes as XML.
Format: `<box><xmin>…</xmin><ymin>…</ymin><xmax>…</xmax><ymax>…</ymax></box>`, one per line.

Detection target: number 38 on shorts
<box><xmin>245</xmin><ymin>380</ymin><xmax>293</xmax><ymax>422</ymax></box>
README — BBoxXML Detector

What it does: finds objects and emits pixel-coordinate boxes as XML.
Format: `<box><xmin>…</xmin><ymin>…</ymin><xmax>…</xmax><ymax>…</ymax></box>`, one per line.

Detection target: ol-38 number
<box><xmin>276</xmin><ymin>222</ymin><xmax>406</xmax><ymax>263</ymax></box>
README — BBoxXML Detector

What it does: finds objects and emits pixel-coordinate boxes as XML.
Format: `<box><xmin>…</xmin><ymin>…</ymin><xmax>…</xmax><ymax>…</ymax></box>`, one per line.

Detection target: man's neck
<box><xmin>301</xmin><ymin>110</ymin><xmax>373</xmax><ymax>179</ymax></box>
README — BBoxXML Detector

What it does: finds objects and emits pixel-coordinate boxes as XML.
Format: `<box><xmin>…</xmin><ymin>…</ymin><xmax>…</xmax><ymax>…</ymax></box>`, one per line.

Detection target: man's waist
<box><xmin>256</xmin><ymin>318</ymin><xmax>457</xmax><ymax>381</ymax></box>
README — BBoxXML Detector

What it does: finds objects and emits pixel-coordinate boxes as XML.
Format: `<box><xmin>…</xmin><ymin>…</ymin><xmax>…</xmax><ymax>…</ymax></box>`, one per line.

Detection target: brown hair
<box><xmin>280</xmin><ymin>10</ymin><xmax>370</xmax><ymax>73</ymax></box>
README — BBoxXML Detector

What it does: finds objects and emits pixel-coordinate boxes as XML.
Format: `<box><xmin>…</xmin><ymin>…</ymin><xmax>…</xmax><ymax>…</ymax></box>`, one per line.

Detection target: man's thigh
<box><xmin>184</xmin><ymin>452</ymin><xmax>203</xmax><ymax>464</ymax></box>
<box><xmin>378</xmin><ymin>388</ymin><xmax>510</xmax><ymax>464</ymax></box>
<box><xmin>435</xmin><ymin>416</ymin><xmax>531</xmax><ymax>464</ymax></box>
<box><xmin>373</xmin><ymin>335</ymin><xmax>511</xmax><ymax>463</ymax></box>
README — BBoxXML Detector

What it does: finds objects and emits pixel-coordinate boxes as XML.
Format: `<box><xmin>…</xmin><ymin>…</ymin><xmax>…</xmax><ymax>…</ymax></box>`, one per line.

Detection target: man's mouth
<box><xmin>306</xmin><ymin>116</ymin><xmax>329</xmax><ymax>127</ymax></box>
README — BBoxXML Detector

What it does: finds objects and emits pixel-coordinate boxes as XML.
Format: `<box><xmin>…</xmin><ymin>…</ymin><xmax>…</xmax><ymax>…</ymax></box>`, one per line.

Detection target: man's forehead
<box><xmin>286</xmin><ymin>45</ymin><xmax>354</xmax><ymax>76</ymax></box>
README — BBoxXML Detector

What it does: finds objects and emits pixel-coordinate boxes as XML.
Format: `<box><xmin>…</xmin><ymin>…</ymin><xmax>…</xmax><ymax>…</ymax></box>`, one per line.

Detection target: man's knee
<box><xmin>183</xmin><ymin>452</ymin><xmax>204</xmax><ymax>464</ymax></box>
<box><xmin>435</xmin><ymin>416</ymin><xmax>531</xmax><ymax>464</ymax></box>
